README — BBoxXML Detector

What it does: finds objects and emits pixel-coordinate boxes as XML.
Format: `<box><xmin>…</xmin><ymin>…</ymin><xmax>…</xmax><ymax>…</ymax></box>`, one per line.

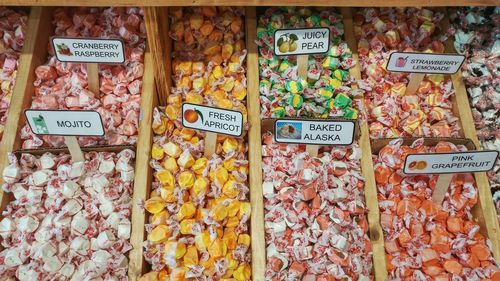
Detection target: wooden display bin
<box><xmin>0</xmin><ymin>6</ymin><xmax>156</xmax><ymax>279</ymax></box>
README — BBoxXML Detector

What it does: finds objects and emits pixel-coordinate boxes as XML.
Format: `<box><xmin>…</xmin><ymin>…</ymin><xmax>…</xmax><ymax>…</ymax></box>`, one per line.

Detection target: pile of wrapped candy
<box><xmin>21</xmin><ymin>7</ymin><xmax>146</xmax><ymax>149</ymax></box>
<box><xmin>354</xmin><ymin>8</ymin><xmax>462</xmax><ymax>139</ymax></box>
<box><xmin>257</xmin><ymin>7</ymin><xmax>363</xmax><ymax>119</ymax></box>
<box><xmin>0</xmin><ymin>150</ymin><xmax>135</xmax><ymax>280</ymax></box>
<box><xmin>0</xmin><ymin>7</ymin><xmax>27</xmax><ymax>140</ymax></box>
<box><xmin>262</xmin><ymin>133</ymin><xmax>373</xmax><ymax>280</ymax></box>
<box><xmin>448</xmin><ymin>7</ymin><xmax>500</xmax><ymax>222</ymax></box>
<box><xmin>374</xmin><ymin>138</ymin><xmax>500</xmax><ymax>280</ymax></box>
<box><xmin>141</xmin><ymin>7</ymin><xmax>251</xmax><ymax>281</ymax></box>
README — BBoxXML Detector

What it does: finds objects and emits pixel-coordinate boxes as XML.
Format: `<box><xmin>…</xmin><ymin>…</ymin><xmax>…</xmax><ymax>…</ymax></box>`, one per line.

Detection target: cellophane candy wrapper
<box><xmin>257</xmin><ymin>7</ymin><xmax>365</xmax><ymax>120</ymax></box>
<box><xmin>448</xmin><ymin>7</ymin><xmax>500</xmax><ymax>223</ymax></box>
<box><xmin>140</xmin><ymin>7</ymin><xmax>251</xmax><ymax>281</ymax></box>
<box><xmin>0</xmin><ymin>7</ymin><xmax>27</xmax><ymax>141</ymax></box>
<box><xmin>374</xmin><ymin>138</ymin><xmax>500</xmax><ymax>280</ymax></box>
<box><xmin>354</xmin><ymin>8</ymin><xmax>462</xmax><ymax>139</ymax></box>
<box><xmin>20</xmin><ymin>7</ymin><xmax>146</xmax><ymax>149</ymax></box>
<box><xmin>0</xmin><ymin>150</ymin><xmax>135</xmax><ymax>280</ymax></box>
<box><xmin>262</xmin><ymin>132</ymin><xmax>373</xmax><ymax>280</ymax></box>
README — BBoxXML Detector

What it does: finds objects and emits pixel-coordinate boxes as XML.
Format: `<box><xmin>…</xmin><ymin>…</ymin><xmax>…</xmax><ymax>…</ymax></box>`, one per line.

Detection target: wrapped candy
<box><xmin>0</xmin><ymin>150</ymin><xmax>135</xmax><ymax>279</ymax></box>
<box><xmin>448</xmin><ymin>7</ymin><xmax>500</xmax><ymax>222</ymax></box>
<box><xmin>374</xmin><ymin>139</ymin><xmax>500</xmax><ymax>280</ymax></box>
<box><xmin>261</xmin><ymin>132</ymin><xmax>373</xmax><ymax>280</ymax></box>
<box><xmin>20</xmin><ymin>7</ymin><xmax>146</xmax><ymax>148</ymax></box>
<box><xmin>0</xmin><ymin>8</ymin><xmax>27</xmax><ymax>140</ymax></box>
<box><xmin>257</xmin><ymin>7</ymin><xmax>363</xmax><ymax>119</ymax></box>
<box><xmin>354</xmin><ymin>8</ymin><xmax>462</xmax><ymax>139</ymax></box>
<box><xmin>141</xmin><ymin>7</ymin><xmax>251</xmax><ymax>281</ymax></box>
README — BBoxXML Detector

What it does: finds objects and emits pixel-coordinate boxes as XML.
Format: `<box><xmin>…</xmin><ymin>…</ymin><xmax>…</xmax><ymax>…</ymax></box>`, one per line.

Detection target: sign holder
<box><xmin>406</xmin><ymin>73</ymin><xmax>425</xmax><ymax>95</ymax></box>
<box><xmin>64</xmin><ymin>136</ymin><xmax>85</xmax><ymax>162</ymax></box>
<box><xmin>431</xmin><ymin>173</ymin><xmax>454</xmax><ymax>204</ymax></box>
<box><xmin>204</xmin><ymin>132</ymin><xmax>217</xmax><ymax>158</ymax></box>
<box><xmin>296</xmin><ymin>55</ymin><xmax>317</xmax><ymax>156</ymax></box>
<box><xmin>86</xmin><ymin>63</ymin><xmax>100</xmax><ymax>97</ymax></box>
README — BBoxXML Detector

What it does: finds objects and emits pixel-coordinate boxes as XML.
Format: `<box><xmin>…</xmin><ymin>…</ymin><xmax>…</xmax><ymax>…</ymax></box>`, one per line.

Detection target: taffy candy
<box><xmin>0</xmin><ymin>7</ymin><xmax>27</xmax><ymax>140</ymax></box>
<box><xmin>374</xmin><ymin>139</ymin><xmax>500</xmax><ymax>280</ymax></box>
<box><xmin>257</xmin><ymin>7</ymin><xmax>364</xmax><ymax>119</ymax></box>
<box><xmin>449</xmin><ymin>7</ymin><xmax>500</xmax><ymax>222</ymax></box>
<box><xmin>354</xmin><ymin>8</ymin><xmax>462</xmax><ymax>139</ymax></box>
<box><xmin>141</xmin><ymin>7</ymin><xmax>251</xmax><ymax>281</ymax></box>
<box><xmin>262</xmin><ymin>132</ymin><xmax>373</xmax><ymax>280</ymax></box>
<box><xmin>21</xmin><ymin>7</ymin><xmax>146</xmax><ymax>148</ymax></box>
<box><xmin>0</xmin><ymin>150</ymin><xmax>135</xmax><ymax>279</ymax></box>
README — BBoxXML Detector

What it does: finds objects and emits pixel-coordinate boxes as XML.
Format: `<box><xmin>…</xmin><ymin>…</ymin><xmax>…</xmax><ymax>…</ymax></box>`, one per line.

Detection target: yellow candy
<box><xmin>178</xmin><ymin>171</ymin><xmax>195</xmax><ymax>188</ymax></box>
<box><xmin>185</xmin><ymin>92</ymin><xmax>204</xmax><ymax>104</ymax></box>
<box><xmin>176</xmin><ymin>61</ymin><xmax>192</xmax><ymax>75</ymax></box>
<box><xmin>176</xmin><ymin>242</ymin><xmax>187</xmax><ymax>259</ymax></box>
<box><xmin>228</xmin><ymin>62</ymin><xmax>240</xmax><ymax>74</ymax></box>
<box><xmin>163</xmin><ymin>142</ymin><xmax>182</xmax><ymax>157</ymax></box>
<box><xmin>151</xmin><ymin>144</ymin><xmax>164</xmax><ymax>160</ymax></box>
<box><xmin>160</xmin><ymin>188</ymin><xmax>177</xmax><ymax>203</ymax></box>
<box><xmin>167</xmin><ymin>94</ymin><xmax>183</xmax><ymax>107</ymax></box>
<box><xmin>204</xmin><ymin>42</ymin><xmax>222</xmax><ymax>56</ymax></box>
<box><xmin>217</xmin><ymin>99</ymin><xmax>233</xmax><ymax>110</ymax></box>
<box><xmin>192</xmin><ymin>158</ymin><xmax>208</xmax><ymax>174</ymax></box>
<box><xmin>212</xmin><ymin>65</ymin><xmax>224</xmax><ymax>79</ymax></box>
<box><xmin>215</xmin><ymin>166</ymin><xmax>229</xmax><ymax>185</ymax></box>
<box><xmin>226</xmin><ymin>200</ymin><xmax>241</xmax><ymax>217</ymax></box>
<box><xmin>223</xmin><ymin>231</ymin><xmax>238</xmax><ymax>250</ymax></box>
<box><xmin>232</xmin><ymin>82</ymin><xmax>247</xmax><ymax>100</ymax></box>
<box><xmin>192</xmin><ymin>77</ymin><xmax>206</xmax><ymax>91</ymax></box>
<box><xmin>184</xmin><ymin>246</ymin><xmax>199</xmax><ymax>266</ymax></box>
<box><xmin>212</xmin><ymin>89</ymin><xmax>227</xmax><ymax>101</ymax></box>
<box><xmin>180</xmin><ymin>219</ymin><xmax>196</xmax><ymax>234</ymax></box>
<box><xmin>163</xmin><ymin>157</ymin><xmax>179</xmax><ymax>173</ymax></box>
<box><xmin>208</xmin><ymin>238</ymin><xmax>226</xmax><ymax>258</ymax></box>
<box><xmin>177</xmin><ymin>150</ymin><xmax>195</xmax><ymax>168</ymax></box>
<box><xmin>222</xmin><ymin>270</ymin><xmax>235</xmax><ymax>279</ymax></box>
<box><xmin>144</xmin><ymin>197</ymin><xmax>165</xmax><ymax>214</ymax></box>
<box><xmin>428</xmin><ymin>74</ymin><xmax>444</xmax><ymax>85</ymax></box>
<box><xmin>152</xmin><ymin>117</ymin><xmax>167</xmax><ymax>135</ymax></box>
<box><xmin>177</xmin><ymin>76</ymin><xmax>191</xmax><ymax>88</ymax></box>
<box><xmin>212</xmin><ymin>204</ymin><xmax>228</xmax><ymax>221</ymax></box>
<box><xmin>179</xmin><ymin>128</ymin><xmax>195</xmax><ymax>140</ymax></box>
<box><xmin>221</xmin><ymin>78</ymin><xmax>235</xmax><ymax>92</ymax></box>
<box><xmin>223</xmin><ymin>158</ymin><xmax>236</xmax><ymax>172</ymax></box>
<box><xmin>148</xmin><ymin>225</ymin><xmax>170</xmax><ymax>243</ymax></box>
<box><xmin>222</xmin><ymin>43</ymin><xmax>234</xmax><ymax>60</ymax></box>
<box><xmin>238</xmin><ymin>202</ymin><xmax>251</xmax><ymax>219</ymax></box>
<box><xmin>192</xmin><ymin>176</ymin><xmax>209</xmax><ymax>196</ymax></box>
<box><xmin>237</xmin><ymin>234</ymin><xmax>251</xmax><ymax>247</ymax></box>
<box><xmin>223</xmin><ymin>180</ymin><xmax>239</xmax><ymax>198</ymax></box>
<box><xmin>150</xmin><ymin>210</ymin><xmax>169</xmax><ymax>225</ymax></box>
<box><xmin>170</xmin><ymin>267</ymin><xmax>186</xmax><ymax>281</ymax></box>
<box><xmin>329</xmin><ymin>77</ymin><xmax>342</xmax><ymax>89</ymax></box>
<box><xmin>190</xmin><ymin>136</ymin><xmax>200</xmax><ymax>144</ymax></box>
<box><xmin>222</xmin><ymin>138</ymin><xmax>238</xmax><ymax>153</ymax></box>
<box><xmin>178</xmin><ymin>202</ymin><xmax>196</xmax><ymax>220</ymax></box>
<box><xmin>225</xmin><ymin>216</ymin><xmax>239</xmax><ymax>228</ymax></box>
<box><xmin>200</xmin><ymin>257</ymin><xmax>215</xmax><ymax>274</ymax></box>
<box><xmin>139</xmin><ymin>271</ymin><xmax>159</xmax><ymax>281</ymax></box>
<box><xmin>195</xmin><ymin>230</ymin><xmax>211</xmax><ymax>250</ymax></box>
<box><xmin>190</xmin><ymin>14</ymin><xmax>203</xmax><ymax>29</ymax></box>
<box><xmin>155</xmin><ymin>170</ymin><xmax>175</xmax><ymax>187</ymax></box>
<box><xmin>192</xmin><ymin>61</ymin><xmax>205</xmax><ymax>73</ymax></box>
<box><xmin>233</xmin><ymin>264</ymin><xmax>251</xmax><ymax>281</ymax></box>
<box><xmin>227</xmin><ymin>253</ymin><xmax>239</xmax><ymax>270</ymax></box>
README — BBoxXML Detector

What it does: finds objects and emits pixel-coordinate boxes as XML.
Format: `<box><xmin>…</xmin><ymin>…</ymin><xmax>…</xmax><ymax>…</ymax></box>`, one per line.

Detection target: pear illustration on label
<box><xmin>184</xmin><ymin>108</ymin><xmax>203</xmax><ymax>124</ymax></box>
<box><xmin>56</xmin><ymin>43</ymin><xmax>73</xmax><ymax>56</ymax></box>
<box><xmin>277</xmin><ymin>33</ymin><xmax>299</xmax><ymax>54</ymax></box>
<box><xmin>33</xmin><ymin>115</ymin><xmax>49</xmax><ymax>134</ymax></box>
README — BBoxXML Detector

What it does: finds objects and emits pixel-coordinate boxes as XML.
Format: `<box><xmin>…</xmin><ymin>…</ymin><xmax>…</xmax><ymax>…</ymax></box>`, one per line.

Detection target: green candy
<box><xmin>328</xmin><ymin>45</ymin><xmax>340</xmax><ymax>57</ymax></box>
<box><xmin>272</xmin><ymin>82</ymin><xmax>285</xmax><ymax>92</ymax></box>
<box><xmin>260</xmin><ymin>79</ymin><xmax>271</xmax><ymax>89</ymax></box>
<box><xmin>343</xmin><ymin>106</ymin><xmax>359</xmax><ymax>119</ymax></box>
<box><xmin>320</xmin><ymin>19</ymin><xmax>331</xmax><ymax>27</ymax></box>
<box><xmin>289</xmin><ymin>94</ymin><xmax>304</xmax><ymax>109</ymax></box>
<box><xmin>329</xmin><ymin>77</ymin><xmax>342</xmax><ymax>89</ymax></box>
<box><xmin>327</xmin><ymin>98</ymin><xmax>335</xmax><ymax>109</ymax></box>
<box><xmin>333</xmin><ymin>69</ymin><xmax>349</xmax><ymax>81</ymax></box>
<box><xmin>268</xmin><ymin>57</ymin><xmax>280</xmax><ymax>69</ymax></box>
<box><xmin>319</xmin><ymin>87</ymin><xmax>334</xmax><ymax>99</ymax></box>
<box><xmin>285</xmin><ymin>81</ymin><xmax>303</xmax><ymax>94</ymax></box>
<box><xmin>334</xmin><ymin>93</ymin><xmax>352</xmax><ymax>109</ymax></box>
<box><xmin>272</xmin><ymin>106</ymin><xmax>285</xmax><ymax>117</ymax></box>
<box><xmin>279</xmin><ymin>60</ymin><xmax>291</xmax><ymax>73</ymax></box>
<box><xmin>256</xmin><ymin>27</ymin><xmax>267</xmax><ymax>39</ymax></box>
<box><xmin>306</xmin><ymin>15</ymin><xmax>320</xmax><ymax>26</ymax></box>
<box><xmin>322</xmin><ymin>56</ymin><xmax>339</xmax><ymax>70</ymax></box>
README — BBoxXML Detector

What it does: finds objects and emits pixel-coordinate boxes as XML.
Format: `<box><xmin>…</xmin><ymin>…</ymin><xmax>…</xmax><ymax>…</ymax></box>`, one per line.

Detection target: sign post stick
<box><xmin>405</xmin><ymin>73</ymin><xmax>425</xmax><ymax>95</ymax></box>
<box><xmin>64</xmin><ymin>136</ymin><xmax>85</xmax><ymax>163</ymax></box>
<box><xmin>431</xmin><ymin>173</ymin><xmax>454</xmax><ymax>205</ymax></box>
<box><xmin>297</xmin><ymin>55</ymin><xmax>319</xmax><ymax>156</ymax></box>
<box><xmin>204</xmin><ymin>132</ymin><xmax>217</xmax><ymax>158</ymax></box>
<box><xmin>87</xmin><ymin>63</ymin><xmax>100</xmax><ymax>97</ymax></box>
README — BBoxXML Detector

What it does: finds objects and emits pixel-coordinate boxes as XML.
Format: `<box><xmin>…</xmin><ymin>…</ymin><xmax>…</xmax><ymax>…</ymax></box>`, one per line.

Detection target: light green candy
<box><xmin>328</xmin><ymin>45</ymin><xmax>340</xmax><ymax>57</ymax></box>
<box><xmin>289</xmin><ymin>94</ymin><xmax>304</xmax><ymax>109</ymax></box>
<box><xmin>279</xmin><ymin>60</ymin><xmax>291</xmax><ymax>73</ymax></box>
<box><xmin>344</xmin><ymin>107</ymin><xmax>359</xmax><ymax>119</ymax></box>
<box><xmin>319</xmin><ymin>87</ymin><xmax>334</xmax><ymax>99</ymax></box>
<box><xmin>285</xmin><ymin>81</ymin><xmax>303</xmax><ymax>94</ymax></box>
<box><xmin>334</xmin><ymin>92</ymin><xmax>352</xmax><ymax>108</ymax></box>
<box><xmin>268</xmin><ymin>57</ymin><xmax>280</xmax><ymax>69</ymax></box>
<box><xmin>322</xmin><ymin>56</ymin><xmax>339</xmax><ymax>70</ymax></box>
<box><xmin>329</xmin><ymin>77</ymin><xmax>342</xmax><ymax>89</ymax></box>
<box><xmin>333</xmin><ymin>69</ymin><xmax>349</xmax><ymax>81</ymax></box>
<box><xmin>272</xmin><ymin>106</ymin><xmax>285</xmax><ymax>117</ymax></box>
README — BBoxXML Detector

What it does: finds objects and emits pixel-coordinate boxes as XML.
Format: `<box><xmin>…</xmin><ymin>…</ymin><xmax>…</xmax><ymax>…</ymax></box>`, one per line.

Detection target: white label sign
<box><xmin>52</xmin><ymin>37</ymin><xmax>125</xmax><ymax>64</ymax></box>
<box><xmin>181</xmin><ymin>103</ymin><xmax>243</xmax><ymax>137</ymax></box>
<box><xmin>25</xmin><ymin>110</ymin><xmax>104</xmax><ymax>136</ymax></box>
<box><xmin>387</xmin><ymin>52</ymin><xmax>465</xmax><ymax>74</ymax></box>
<box><xmin>274</xmin><ymin>27</ymin><xmax>330</xmax><ymax>56</ymax></box>
<box><xmin>274</xmin><ymin>119</ymin><xmax>355</xmax><ymax>145</ymax></box>
<box><xmin>403</xmin><ymin>151</ymin><xmax>499</xmax><ymax>174</ymax></box>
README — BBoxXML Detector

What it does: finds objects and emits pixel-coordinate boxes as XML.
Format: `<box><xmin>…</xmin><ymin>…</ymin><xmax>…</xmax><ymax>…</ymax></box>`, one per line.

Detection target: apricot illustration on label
<box><xmin>184</xmin><ymin>109</ymin><xmax>203</xmax><ymax>124</ymax></box>
<box><xmin>416</xmin><ymin>161</ymin><xmax>427</xmax><ymax>170</ymax></box>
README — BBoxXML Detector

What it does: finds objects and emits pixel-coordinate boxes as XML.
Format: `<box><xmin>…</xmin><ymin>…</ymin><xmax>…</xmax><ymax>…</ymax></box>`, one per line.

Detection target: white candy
<box><xmin>115</xmin><ymin>157</ymin><xmax>132</xmax><ymax>172</ymax></box>
<box><xmin>40</xmin><ymin>154</ymin><xmax>56</xmax><ymax>169</ymax></box>
<box><xmin>32</xmin><ymin>171</ymin><xmax>49</xmax><ymax>186</ymax></box>
<box><xmin>114</xmin><ymin>254</ymin><xmax>128</xmax><ymax>269</ymax></box>
<box><xmin>4</xmin><ymin>248</ymin><xmax>22</xmax><ymax>267</ymax></box>
<box><xmin>58</xmin><ymin>241</ymin><xmax>69</xmax><ymax>256</ymax></box>
<box><xmin>70</xmin><ymin>236</ymin><xmax>90</xmax><ymax>256</ymax></box>
<box><xmin>91</xmin><ymin>237</ymin><xmax>100</xmax><ymax>251</ymax></box>
<box><xmin>96</xmin><ymin>230</ymin><xmax>115</xmax><ymax>249</ymax></box>
<box><xmin>121</xmin><ymin>170</ymin><xmax>135</xmax><ymax>182</ymax></box>
<box><xmin>71</xmin><ymin>212</ymin><xmax>89</xmax><ymax>235</ymax></box>
<box><xmin>60</xmin><ymin>263</ymin><xmax>75</xmax><ymax>277</ymax></box>
<box><xmin>69</xmin><ymin>162</ymin><xmax>85</xmax><ymax>178</ymax></box>
<box><xmin>54</xmin><ymin>215</ymin><xmax>71</xmax><ymax>228</ymax></box>
<box><xmin>16</xmin><ymin>264</ymin><xmax>38</xmax><ymax>281</ymax></box>
<box><xmin>27</xmin><ymin>187</ymin><xmax>43</xmax><ymax>203</ymax></box>
<box><xmin>117</xmin><ymin>220</ymin><xmax>131</xmax><ymax>239</ymax></box>
<box><xmin>99</xmin><ymin>159</ymin><xmax>115</xmax><ymax>174</ymax></box>
<box><xmin>92</xmin><ymin>250</ymin><xmax>112</xmax><ymax>265</ymax></box>
<box><xmin>106</xmin><ymin>212</ymin><xmax>120</xmax><ymax>230</ymax></box>
<box><xmin>265</xmin><ymin>220</ymin><xmax>286</xmax><ymax>233</ymax></box>
<box><xmin>2</xmin><ymin>163</ymin><xmax>20</xmax><ymax>184</ymax></box>
<box><xmin>262</xmin><ymin>181</ymin><xmax>274</xmax><ymax>195</ymax></box>
<box><xmin>35</xmin><ymin>227</ymin><xmax>52</xmax><ymax>242</ymax></box>
<box><xmin>0</xmin><ymin>217</ymin><xmax>16</xmax><ymax>235</ymax></box>
<box><xmin>17</xmin><ymin>215</ymin><xmax>39</xmax><ymax>233</ymax></box>
<box><xmin>332</xmin><ymin>188</ymin><xmax>348</xmax><ymax>200</ymax></box>
<box><xmin>62</xmin><ymin>181</ymin><xmax>80</xmax><ymax>198</ymax></box>
<box><xmin>99</xmin><ymin>198</ymin><xmax>114</xmax><ymax>217</ymax></box>
<box><xmin>301</xmin><ymin>168</ymin><xmax>314</xmax><ymax>182</ymax></box>
<box><xmin>10</xmin><ymin>183</ymin><xmax>27</xmax><ymax>200</ymax></box>
<box><xmin>331</xmin><ymin>234</ymin><xmax>347</xmax><ymax>250</ymax></box>
<box><xmin>62</xmin><ymin>199</ymin><xmax>83</xmax><ymax>216</ymax></box>
<box><xmin>39</xmin><ymin>242</ymin><xmax>57</xmax><ymax>259</ymax></box>
<box><xmin>43</xmin><ymin>255</ymin><xmax>63</xmax><ymax>272</ymax></box>
<box><xmin>92</xmin><ymin>175</ymin><xmax>109</xmax><ymax>192</ymax></box>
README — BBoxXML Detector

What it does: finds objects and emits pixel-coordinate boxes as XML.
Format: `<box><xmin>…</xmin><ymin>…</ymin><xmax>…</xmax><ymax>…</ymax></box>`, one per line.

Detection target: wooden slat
<box><xmin>144</xmin><ymin>7</ymin><xmax>170</xmax><ymax>105</ymax></box>
<box><xmin>0</xmin><ymin>7</ymin><xmax>52</xmax><ymax>215</ymax></box>
<box><xmin>341</xmin><ymin>8</ymin><xmax>388</xmax><ymax>281</ymax></box>
<box><xmin>128</xmin><ymin>50</ymin><xmax>156</xmax><ymax>279</ymax></box>
<box><xmin>0</xmin><ymin>0</ymin><xmax>497</xmax><ymax>6</ymax></box>
<box><xmin>441</xmin><ymin>9</ymin><xmax>500</xmax><ymax>261</ymax></box>
<box><xmin>245</xmin><ymin>7</ymin><xmax>266</xmax><ymax>281</ymax></box>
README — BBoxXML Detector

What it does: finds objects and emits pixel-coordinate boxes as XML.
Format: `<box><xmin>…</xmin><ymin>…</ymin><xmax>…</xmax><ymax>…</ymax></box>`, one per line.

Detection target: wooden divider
<box><xmin>441</xmin><ymin>9</ymin><xmax>500</xmax><ymax>260</ymax></box>
<box><xmin>341</xmin><ymin>8</ymin><xmax>388</xmax><ymax>281</ymax></box>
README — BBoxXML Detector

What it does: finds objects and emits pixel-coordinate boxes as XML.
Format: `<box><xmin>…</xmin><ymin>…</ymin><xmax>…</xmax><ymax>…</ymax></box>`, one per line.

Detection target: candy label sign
<box><xmin>274</xmin><ymin>27</ymin><xmax>330</xmax><ymax>56</ymax></box>
<box><xmin>403</xmin><ymin>151</ymin><xmax>498</xmax><ymax>174</ymax></box>
<box><xmin>52</xmin><ymin>37</ymin><xmax>125</xmax><ymax>64</ymax></box>
<box><xmin>387</xmin><ymin>52</ymin><xmax>465</xmax><ymax>74</ymax></box>
<box><xmin>182</xmin><ymin>103</ymin><xmax>243</xmax><ymax>137</ymax></box>
<box><xmin>25</xmin><ymin>109</ymin><xmax>104</xmax><ymax>136</ymax></box>
<box><xmin>274</xmin><ymin>119</ymin><xmax>355</xmax><ymax>145</ymax></box>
